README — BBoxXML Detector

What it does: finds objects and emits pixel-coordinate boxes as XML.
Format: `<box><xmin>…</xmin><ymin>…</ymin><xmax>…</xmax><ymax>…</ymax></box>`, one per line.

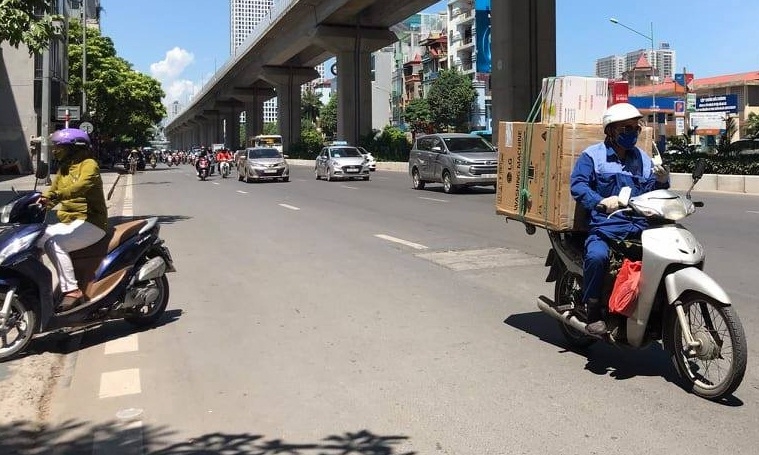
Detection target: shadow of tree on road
<box><xmin>0</xmin><ymin>419</ymin><xmax>416</xmax><ymax>455</ymax></box>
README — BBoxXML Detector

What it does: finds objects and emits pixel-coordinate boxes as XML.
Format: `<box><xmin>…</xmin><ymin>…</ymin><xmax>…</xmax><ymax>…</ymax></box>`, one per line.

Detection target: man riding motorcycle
<box><xmin>38</xmin><ymin>128</ymin><xmax>108</xmax><ymax>312</ymax></box>
<box><xmin>569</xmin><ymin>103</ymin><xmax>670</xmax><ymax>335</ymax></box>
<box><xmin>216</xmin><ymin>148</ymin><xmax>233</xmax><ymax>175</ymax></box>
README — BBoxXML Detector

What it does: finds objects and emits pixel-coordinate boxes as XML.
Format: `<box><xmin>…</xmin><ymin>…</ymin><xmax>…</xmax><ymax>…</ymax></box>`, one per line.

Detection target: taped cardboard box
<box><xmin>541</xmin><ymin>76</ymin><xmax>609</xmax><ymax>124</ymax></box>
<box><xmin>495</xmin><ymin>122</ymin><xmax>653</xmax><ymax>231</ymax></box>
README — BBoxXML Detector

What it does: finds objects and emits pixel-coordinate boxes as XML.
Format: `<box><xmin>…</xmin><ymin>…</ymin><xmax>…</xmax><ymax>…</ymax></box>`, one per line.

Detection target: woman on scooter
<box><xmin>569</xmin><ymin>103</ymin><xmax>670</xmax><ymax>336</ymax></box>
<box><xmin>38</xmin><ymin>128</ymin><xmax>108</xmax><ymax>312</ymax></box>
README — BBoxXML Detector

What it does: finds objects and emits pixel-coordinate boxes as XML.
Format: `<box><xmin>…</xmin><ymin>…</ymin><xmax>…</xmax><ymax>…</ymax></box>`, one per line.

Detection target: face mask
<box><xmin>616</xmin><ymin>131</ymin><xmax>639</xmax><ymax>150</ymax></box>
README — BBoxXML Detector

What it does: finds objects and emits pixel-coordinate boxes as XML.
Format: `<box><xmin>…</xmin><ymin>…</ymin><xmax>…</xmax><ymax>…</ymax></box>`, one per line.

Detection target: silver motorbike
<box><xmin>538</xmin><ymin>161</ymin><xmax>747</xmax><ymax>400</ymax></box>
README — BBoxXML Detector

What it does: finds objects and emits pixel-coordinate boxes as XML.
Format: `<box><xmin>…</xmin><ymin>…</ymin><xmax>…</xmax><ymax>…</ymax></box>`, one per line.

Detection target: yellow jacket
<box><xmin>43</xmin><ymin>151</ymin><xmax>108</xmax><ymax>231</ymax></box>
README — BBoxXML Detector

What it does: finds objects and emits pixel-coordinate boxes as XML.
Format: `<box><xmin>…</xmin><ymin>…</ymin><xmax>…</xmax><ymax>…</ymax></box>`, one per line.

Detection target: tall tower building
<box><xmin>595</xmin><ymin>55</ymin><xmax>625</xmax><ymax>80</ymax></box>
<box><xmin>230</xmin><ymin>1</ymin><xmax>277</xmax><ymax>123</ymax></box>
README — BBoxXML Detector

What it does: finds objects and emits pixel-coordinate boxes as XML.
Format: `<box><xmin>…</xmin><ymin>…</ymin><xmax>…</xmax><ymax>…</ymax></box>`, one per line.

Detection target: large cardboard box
<box><xmin>541</xmin><ymin>76</ymin><xmax>609</xmax><ymax>124</ymax></box>
<box><xmin>495</xmin><ymin>122</ymin><xmax>653</xmax><ymax>231</ymax></box>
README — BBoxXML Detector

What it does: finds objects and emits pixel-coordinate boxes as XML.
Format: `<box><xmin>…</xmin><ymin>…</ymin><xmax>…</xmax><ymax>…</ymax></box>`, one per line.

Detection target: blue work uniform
<box><xmin>570</xmin><ymin>140</ymin><xmax>669</xmax><ymax>305</ymax></box>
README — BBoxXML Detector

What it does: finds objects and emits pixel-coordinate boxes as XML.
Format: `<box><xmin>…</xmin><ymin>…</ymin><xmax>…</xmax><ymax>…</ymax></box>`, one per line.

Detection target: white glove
<box><xmin>599</xmin><ymin>196</ymin><xmax>620</xmax><ymax>214</ymax></box>
<box><xmin>652</xmin><ymin>165</ymin><xmax>669</xmax><ymax>184</ymax></box>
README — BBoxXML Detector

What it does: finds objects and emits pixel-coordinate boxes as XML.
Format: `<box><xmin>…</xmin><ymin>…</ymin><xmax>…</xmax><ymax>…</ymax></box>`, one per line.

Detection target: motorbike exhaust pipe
<box><xmin>536</xmin><ymin>296</ymin><xmax>590</xmax><ymax>335</ymax></box>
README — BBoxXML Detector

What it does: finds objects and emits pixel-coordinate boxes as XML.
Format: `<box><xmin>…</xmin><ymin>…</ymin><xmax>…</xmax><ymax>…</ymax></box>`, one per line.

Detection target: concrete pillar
<box><xmin>224</xmin><ymin>110</ymin><xmax>240</xmax><ymax>149</ymax></box>
<box><xmin>260</xmin><ymin>67</ymin><xmax>319</xmax><ymax>152</ymax></box>
<box><xmin>312</xmin><ymin>25</ymin><xmax>396</xmax><ymax>145</ymax></box>
<box><xmin>245</xmin><ymin>99</ymin><xmax>265</xmax><ymax>144</ymax></box>
<box><xmin>491</xmin><ymin>0</ymin><xmax>556</xmax><ymax>146</ymax></box>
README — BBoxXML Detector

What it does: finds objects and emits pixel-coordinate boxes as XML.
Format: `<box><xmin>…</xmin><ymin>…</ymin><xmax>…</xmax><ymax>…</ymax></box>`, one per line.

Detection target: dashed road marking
<box><xmin>279</xmin><ymin>203</ymin><xmax>300</xmax><ymax>211</ymax></box>
<box><xmin>99</xmin><ymin>368</ymin><xmax>142</xmax><ymax>399</ymax></box>
<box><xmin>212</xmin><ymin>182</ymin><xmax>220</xmax><ymax>185</ymax></box>
<box><xmin>417</xmin><ymin>247</ymin><xmax>544</xmax><ymax>271</ymax></box>
<box><xmin>93</xmin><ymin>419</ymin><xmax>143</xmax><ymax>454</ymax></box>
<box><xmin>747</xmin><ymin>210</ymin><xmax>759</xmax><ymax>214</ymax></box>
<box><xmin>236</xmin><ymin>190</ymin><xmax>248</xmax><ymax>194</ymax></box>
<box><xmin>374</xmin><ymin>234</ymin><xmax>428</xmax><ymax>250</ymax></box>
<box><xmin>341</xmin><ymin>185</ymin><xmax>359</xmax><ymax>189</ymax></box>
<box><xmin>419</xmin><ymin>196</ymin><xmax>448</xmax><ymax>203</ymax></box>
<box><xmin>122</xmin><ymin>174</ymin><xmax>134</xmax><ymax>217</ymax></box>
<box><xmin>104</xmin><ymin>334</ymin><xmax>139</xmax><ymax>355</ymax></box>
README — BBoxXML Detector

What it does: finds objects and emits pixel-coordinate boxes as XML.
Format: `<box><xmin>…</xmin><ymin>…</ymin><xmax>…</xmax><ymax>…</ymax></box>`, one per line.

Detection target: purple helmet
<box><xmin>50</xmin><ymin>128</ymin><xmax>90</xmax><ymax>147</ymax></box>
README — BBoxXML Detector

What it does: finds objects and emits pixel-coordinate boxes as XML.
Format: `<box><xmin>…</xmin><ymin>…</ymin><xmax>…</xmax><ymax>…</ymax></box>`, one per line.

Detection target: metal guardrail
<box><xmin>167</xmin><ymin>0</ymin><xmax>299</xmax><ymax>128</ymax></box>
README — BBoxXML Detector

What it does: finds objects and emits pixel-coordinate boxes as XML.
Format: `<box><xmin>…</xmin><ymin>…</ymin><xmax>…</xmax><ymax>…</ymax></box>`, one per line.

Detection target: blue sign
<box><xmin>475</xmin><ymin>0</ymin><xmax>491</xmax><ymax>73</ymax></box>
<box><xmin>696</xmin><ymin>94</ymin><xmax>738</xmax><ymax>113</ymax></box>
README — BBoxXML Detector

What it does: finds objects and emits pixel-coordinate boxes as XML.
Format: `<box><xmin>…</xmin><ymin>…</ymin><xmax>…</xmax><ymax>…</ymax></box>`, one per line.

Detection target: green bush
<box><xmin>286</xmin><ymin>128</ymin><xmax>323</xmax><ymax>159</ymax></box>
<box><xmin>357</xmin><ymin>126</ymin><xmax>411</xmax><ymax>162</ymax></box>
<box><xmin>665</xmin><ymin>153</ymin><xmax>759</xmax><ymax>175</ymax></box>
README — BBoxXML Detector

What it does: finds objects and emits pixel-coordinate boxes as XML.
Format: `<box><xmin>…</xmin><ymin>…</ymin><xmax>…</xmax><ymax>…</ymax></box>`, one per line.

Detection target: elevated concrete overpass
<box><xmin>164</xmin><ymin>0</ymin><xmax>555</xmax><ymax>152</ymax></box>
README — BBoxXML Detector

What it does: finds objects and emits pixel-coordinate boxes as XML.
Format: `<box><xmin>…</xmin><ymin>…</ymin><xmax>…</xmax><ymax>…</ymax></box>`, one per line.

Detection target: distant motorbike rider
<box><xmin>38</xmin><ymin>129</ymin><xmax>108</xmax><ymax>312</ymax></box>
<box><xmin>195</xmin><ymin>148</ymin><xmax>209</xmax><ymax>176</ymax></box>
<box><xmin>569</xmin><ymin>103</ymin><xmax>670</xmax><ymax>335</ymax></box>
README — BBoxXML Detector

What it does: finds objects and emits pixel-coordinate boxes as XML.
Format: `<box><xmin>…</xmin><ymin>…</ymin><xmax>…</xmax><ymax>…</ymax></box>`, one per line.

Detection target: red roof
<box><xmin>692</xmin><ymin>70</ymin><xmax>759</xmax><ymax>88</ymax></box>
<box><xmin>633</xmin><ymin>53</ymin><xmax>651</xmax><ymax>69</ymax></box>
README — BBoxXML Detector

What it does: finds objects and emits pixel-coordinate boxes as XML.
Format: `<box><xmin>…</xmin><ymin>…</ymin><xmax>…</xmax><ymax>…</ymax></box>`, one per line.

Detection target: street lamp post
<box><xmin>610</xmin><ymin>18</ymin><xmax>658</xmax><ymax>144</ymax></box>
<box><xmin>82</xmin><ymin>0</ymin><xmax>87</xmax><ymax>116</ymax></box>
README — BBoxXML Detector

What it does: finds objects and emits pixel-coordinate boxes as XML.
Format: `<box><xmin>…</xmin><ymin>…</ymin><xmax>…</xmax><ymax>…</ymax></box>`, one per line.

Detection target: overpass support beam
<box><xmin>313</xmin><ymin>25</ymin><xmax>396</xmax><ymax>145</ymax></box>
<box><xmin>491</xmin><ymin>0</ymin><xmax>556</xmax><ymax>145</ymax></box>
<box><xmin>261</xmin><ymin>67</ymin><xmax>319</xmax><ymax>152</ymax></box>
<box><xmin>245</xmin><ymin>100</ymin><xmax>265</xmax><ymax>144</ymax></box>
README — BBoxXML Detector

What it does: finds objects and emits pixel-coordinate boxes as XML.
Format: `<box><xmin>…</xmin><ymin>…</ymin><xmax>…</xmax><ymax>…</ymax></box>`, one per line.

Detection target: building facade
<box><xmin>596</xmin><ymin>55</ymin><xmax>625</xmax><ymax>80</ymax></box>
<box><xmin>596</xmin><ymin>43</ymin><xmax>676</xmax><ymax>82</ymax></box>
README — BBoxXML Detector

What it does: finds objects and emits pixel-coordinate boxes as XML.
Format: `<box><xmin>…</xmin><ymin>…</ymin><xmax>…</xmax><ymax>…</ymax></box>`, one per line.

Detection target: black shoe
<box><xmin>586</xmin><ymin>320</ymin><xmax>608</xmax><ymax>336</ymax></box>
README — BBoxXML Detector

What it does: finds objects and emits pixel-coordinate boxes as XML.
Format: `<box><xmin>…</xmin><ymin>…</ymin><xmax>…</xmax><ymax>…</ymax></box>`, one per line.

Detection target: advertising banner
<box><xmin>475</xmin><ymin>0</ymin><xmax>491</xmax><ymax>73</ymax></box>
<box><xmin>675</xmin><ymin>117</ymin><xmax>685</xmax><ymax>136</ymax></box>
<box><xmin>689</xmin><ymin>112</ymin><xmax>726</xmax><ymax>135</ymax></box>
<box><xmin>696</xmin><ymin>94</ymin><xmax>739</xmax><ymax>113</ymax></box>
<box><xmin>686</xmin><ymin>93</ymin><xmax>697</xmax><ymax>112</ymax></box>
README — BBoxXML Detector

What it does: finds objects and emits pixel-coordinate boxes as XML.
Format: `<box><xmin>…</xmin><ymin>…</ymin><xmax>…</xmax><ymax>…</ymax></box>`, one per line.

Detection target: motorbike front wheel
<box><xmin>665</xmin><ymin>294</ymin><xmax>747</xmax><ymax>400</ymax></box>
<box><xmin>0</xmin><ymin>293</ymin><xmax>37</xmax><ymax>361</ymax></box>
<box><xmin>555</xmin><ymin>268</ymin><xmax>597</xmax><ymax>349</ymax></box>
<box><xmin>124</xmin><ymin>275</ymin><xmax>169</xmax><ymax>328</ymax></box>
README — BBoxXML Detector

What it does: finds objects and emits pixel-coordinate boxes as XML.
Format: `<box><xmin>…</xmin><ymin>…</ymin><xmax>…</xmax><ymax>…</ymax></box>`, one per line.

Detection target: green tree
<box><xmin>320</xmin><ymin>94</ymin><xmax>337</xmax><ymax>139</ymax></box>
<box><xmin>745</xmin><ymin>112</ymin><xmax>759</xmax><ymax>138</ymax></box>
<box><xmin>426</xmin><ymin>69</ymin><xmax>476</xmax><ymax>132</ymax></box>
<box><xmin>0</xmin><ymin>0</ymin><xmax>60</xmax><ymax>54</ymax></box>
<box><xmin>65</xmin><ymin>19</ymin><xmax>165</xmax><ymax>147</ymax></box>
<box><xmin>263</xmin><ymin>122</ymin><xmax>278</xmax><ymax>135</ymax></box>
<box><xmin>301</xmin><ymin>88</ymin><xmax>322</xmax><ymax>125</ymax></box>
<box><xmin>717</xmin><ymin>115</ymin><xmax>738</xmax><ymax>155</ymax></box>
<box><xmin>403</xmin><ymin>98</ymin><xmax>432</xmax><ymax>134</ymax></box>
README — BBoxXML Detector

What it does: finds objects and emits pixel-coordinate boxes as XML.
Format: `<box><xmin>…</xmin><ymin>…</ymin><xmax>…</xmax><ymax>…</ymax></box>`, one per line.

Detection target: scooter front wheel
<box><xmin>0</xmin><ymin>293</ymin><xmax>37</xmax><ymax>362</ymax></box>
<box><xmin>666</xmin><ymin>294</ymin><xmax>747</xmax><ymax>401</ymax></box>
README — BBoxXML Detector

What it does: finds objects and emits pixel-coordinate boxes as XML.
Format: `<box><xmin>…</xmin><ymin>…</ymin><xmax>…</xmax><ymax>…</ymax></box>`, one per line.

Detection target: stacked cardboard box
<box><xmin>495</xmin><ymin>122</ymin><xmax>653</xmax><ymax>231</ymax></box>
<box><xmin>541</xmin><ymin>76</ymin><xmax>609</xmax><ymax>124</ymax></box>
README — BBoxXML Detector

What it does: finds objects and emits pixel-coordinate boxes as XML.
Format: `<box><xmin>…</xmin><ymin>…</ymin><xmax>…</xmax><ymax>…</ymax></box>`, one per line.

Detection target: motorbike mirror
<box><xmin>35</xmin><ymin>162</ymin><xmax>49</xmax><ymax>180</ymax></box>
<box><xmin>618</xmin><ymin>186</ymin><xmax>632</xmax><ymax>207</ymax></box>
<box><xmin>692</xmin><ymin>159</ymin><xmax>706</xmax><ymax>181</ymax></box>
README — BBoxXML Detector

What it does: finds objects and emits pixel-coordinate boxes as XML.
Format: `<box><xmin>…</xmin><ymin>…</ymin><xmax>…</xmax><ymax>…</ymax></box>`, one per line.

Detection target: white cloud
<box><xmin>150</xmin><ymin>47</ymin><xmax>195</xmax><ymax>82</ymax></box>
<box><xmin>164</xmin><ymin>79</ymin><xmax>200</xmax><ymax>104</ymax></box>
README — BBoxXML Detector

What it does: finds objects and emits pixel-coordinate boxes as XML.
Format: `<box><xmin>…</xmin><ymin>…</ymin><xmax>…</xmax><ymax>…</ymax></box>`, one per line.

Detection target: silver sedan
<box><xmin>237</xmin><ymin>147</ymin><xmax>290</xmax><ymax>183</ymax></box>
<box><xmin>314</xmin><ymin>146</ymin><xmax>370</xmax><ymax>181</ymax></box>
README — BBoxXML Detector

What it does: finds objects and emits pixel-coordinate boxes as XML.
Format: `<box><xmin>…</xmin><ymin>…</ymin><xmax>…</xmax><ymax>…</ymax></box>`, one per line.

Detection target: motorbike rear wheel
<box><xmin>0</xmin><ymin>293</ymin><xmax>37</xmax><ymax>361</ymax></box>
<box><xmin>125</xmin><ymin>275</ymin><xmax>169</xmax><ymax>328</ymax></box>
<box><xmin>555</xmin><ymin>269</ymin><xmax>596</xmax><ymax>349</ymax></box>
<box><xmin>665</xmin><ymin>294</ymin><xmax>747</xmax><ymax>400</ymax></box>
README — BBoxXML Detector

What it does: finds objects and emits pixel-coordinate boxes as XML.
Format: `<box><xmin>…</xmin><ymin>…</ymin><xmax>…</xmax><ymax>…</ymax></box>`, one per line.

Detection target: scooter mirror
<box><xmin>35</xmin><ymin>162</ymin><xmax>49</xmax><ymax>180</ymax></box>
<box><xmin>692</xmin><ymin>159</ymin><xmax>706</xmax><ymax>181</ymax></box>
<box><xmin>618</xmin><ymin>186</ymin><xmax>632</xmax><ymax>207</ymax></box>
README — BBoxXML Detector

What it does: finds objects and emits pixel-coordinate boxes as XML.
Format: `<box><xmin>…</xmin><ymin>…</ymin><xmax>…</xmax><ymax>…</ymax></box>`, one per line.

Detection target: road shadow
<box><xmin>108</xmin><ymin>214</ymin><xmax>192</xmax><ymax>226</ymax></box>
<box><xmin>0</xmin><ymin>419</ymin><xmax>416</xmax><ymax>455</ymax></box>
<box><xmin>415</xmin><ymin>185</ymin><xmax>496</xmax><ymax>195</ymax></box>
<box><xmin>503</xmin><ymin>310</ymin><xmax>745</xmax><ymax>406</ymax></box>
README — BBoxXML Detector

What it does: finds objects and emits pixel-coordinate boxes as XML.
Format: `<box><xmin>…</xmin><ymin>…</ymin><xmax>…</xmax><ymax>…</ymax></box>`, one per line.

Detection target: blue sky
<box><xmin>100</xmin><ymin>0</ymin><xmax>759</xmax><ymax>106</ymax></box>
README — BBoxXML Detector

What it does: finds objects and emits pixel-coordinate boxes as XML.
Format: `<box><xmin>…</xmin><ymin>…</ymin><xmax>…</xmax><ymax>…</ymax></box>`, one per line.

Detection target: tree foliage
<box><xmin>0</xmin><ymin>0</ymin><xmax>60</xmax><ymax>55</ymax></box>
<box><xmin>320</xmin><ymin>94</ymin><xmax>337</xmax><ymax>139</ymax></box>
<box><xmin>301</xmin><ymin>88</ymin><xmax>322</xmax><ymax>124</ymax></box>
<box><xmin>263</xmin><ymin>122</ymin><xmax>278</xmax><ymax>135</ymax></box>
<box><xmin>745</xmin><ymin>112</ymin><xmax>759</xmax><ymax>139</ymax></box>
<box><xmin>426</xmin><ymin>69</ymin><xmax>477</xmax><ymax>132</ymax></box>
<box><xmin>403</xmin><ymin>98</ymin><xmax>432</xmax><ymax>134</ymax></box>
<box><xmin>66</xmin><ymin>19</ymin><xmax>165</xmax><ymax>147</ymax></box>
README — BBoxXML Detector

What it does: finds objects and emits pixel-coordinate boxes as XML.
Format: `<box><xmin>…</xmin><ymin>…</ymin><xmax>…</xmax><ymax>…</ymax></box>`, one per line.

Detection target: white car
<box><xmin>315</xmin><ymin>145</ymin><xmax>370</xmax><ymax>181</ymax></box>
<box><xmin>357</xmin><ymin>147</ymin><xmax>377</xmax><ymax>171</ymax></box>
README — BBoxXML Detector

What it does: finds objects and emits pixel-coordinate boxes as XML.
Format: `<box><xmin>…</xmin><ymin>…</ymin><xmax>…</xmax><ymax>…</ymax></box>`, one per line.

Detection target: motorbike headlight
<box><xmin>0</xmin><ymin>200</ymin><xmax>17</xmax><ymax>224</ymax></box>
<box><xmin>0</xmin><ymin>231</ymin><xmax>40</xmax><ymax>264</ymax></box>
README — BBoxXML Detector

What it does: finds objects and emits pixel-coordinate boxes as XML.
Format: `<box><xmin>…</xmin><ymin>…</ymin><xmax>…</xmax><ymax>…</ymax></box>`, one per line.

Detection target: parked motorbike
<box><xmin>197</xmin><ymin>157</ymin><xmax>209</xmax><ymax>181</ymax></box>
<box><xmin>0</xmin><ymin>166</ymin><xmax>176</xmax><ymax>361</ymax></box>
<box><xmin>219</xmin><ymin>160</ymin><xmax>231</xmax><ymax>178</ymax></box>
<box><xmin>538</xmin><ymin>161</ymin><xmax>747</xmax><ymax>400</ymax></box>
<box><xmin>150</xmin><ymin>156</ymin><xmax>157</xmax><ymax>169</ymax></box>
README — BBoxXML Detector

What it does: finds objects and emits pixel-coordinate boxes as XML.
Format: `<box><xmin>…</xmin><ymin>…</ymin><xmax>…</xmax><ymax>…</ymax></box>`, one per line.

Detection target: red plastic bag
<box><xmin>608</xmin><ymin>259</ymin><xmax>642</xmax><ymax>317</ymax></box>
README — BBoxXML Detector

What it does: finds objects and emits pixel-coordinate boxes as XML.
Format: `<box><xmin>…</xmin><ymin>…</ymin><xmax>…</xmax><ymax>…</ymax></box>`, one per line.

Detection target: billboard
<box><xmin>696</xmin><ymin>94</ymin><xmax>739</xmax><ymax>113</ymax></box>
<box><xmin>475</xmin><ymin>0</ymin><xmax>491</xmax><ymax>73</ymax></box>
<box><xmin>690</xmin><ymin>112</ymin><xmax>726</xmax><ymax>135</ymax></box>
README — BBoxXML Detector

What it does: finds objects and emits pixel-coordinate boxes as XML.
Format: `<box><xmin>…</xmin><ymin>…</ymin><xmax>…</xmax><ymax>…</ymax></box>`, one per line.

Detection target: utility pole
<box><xmin>82</xmin><ymin>0</ymin><xmax>87</xmax><ymax>116</ymax></box>
<box><xmin>40</xmin><ymin>37</ymin><xmax>52</xmax><ymax>183</ymax></box>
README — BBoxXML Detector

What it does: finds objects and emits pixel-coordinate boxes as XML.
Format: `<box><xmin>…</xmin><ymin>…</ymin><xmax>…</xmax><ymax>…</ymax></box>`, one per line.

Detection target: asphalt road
<box><xmin>43</xmin><ymin>164</ymin><xmax>759</xmax><ymax>454</ymax></box>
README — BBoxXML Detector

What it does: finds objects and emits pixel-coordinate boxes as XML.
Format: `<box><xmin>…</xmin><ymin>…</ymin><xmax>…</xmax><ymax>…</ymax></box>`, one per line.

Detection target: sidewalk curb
<box><xmin>107</xmin><ymin>173</ymin><xmax>122</xmax><ymax>201</ymax></box>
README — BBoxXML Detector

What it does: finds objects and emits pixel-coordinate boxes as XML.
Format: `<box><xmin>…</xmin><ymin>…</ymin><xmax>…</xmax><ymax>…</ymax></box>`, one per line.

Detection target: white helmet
<box><xmin>602</xmin><ymin>103</ymin><xmax>643</xmax><ymax>129</ymax></box>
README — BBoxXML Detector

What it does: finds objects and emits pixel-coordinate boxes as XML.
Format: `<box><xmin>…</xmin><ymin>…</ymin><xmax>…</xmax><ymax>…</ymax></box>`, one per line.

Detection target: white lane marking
<box><xmin>374</xmin><ymin>234</ymin><xmax>428</xmax><ymax>250</ymax></box>
<box><xmin>122</xmin><ymin>174</ymin><xmax>134</xmax><ymax>217</ymax></box>
<box><xmin>104</xmin><ymin>334</ymin><xmax>139</xmax><ymax>355</ymax></box>
<box><xmin>279</xmin><ymin>203</ymin><xmax>300</xmax><ymax>211</ymax></box>
<box><xmin>419</xmin><ymin>196</ymin><xmax>448</xmax><ymax>203</ymax></box>
<box><xmin>93</xmin><ymin>419</ymin><xmax>143</xmax><ymax>454</ymax></box>
<box><xmin>341</xmin><ymin>185</ymin><xmax>359</xmax><ymax>189</ymax></box>
<box><xmin>99</xmin><ymin>368</ymin><xmax>142</xmax><ymax>398</ymax></box>
<box><xmin>747</xmin><ymin>210</ymin><xmax>759</xmax><ymax>214</ymax></box>
<box><xmin>236</xmin><ymin>190</ymin><xmax>248</xmax><ymax>194</ymax></box>
<box><xmin>212</xmin><ymin>182</ymin><xmax>220</xmax><ymax>185</ymax></box>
